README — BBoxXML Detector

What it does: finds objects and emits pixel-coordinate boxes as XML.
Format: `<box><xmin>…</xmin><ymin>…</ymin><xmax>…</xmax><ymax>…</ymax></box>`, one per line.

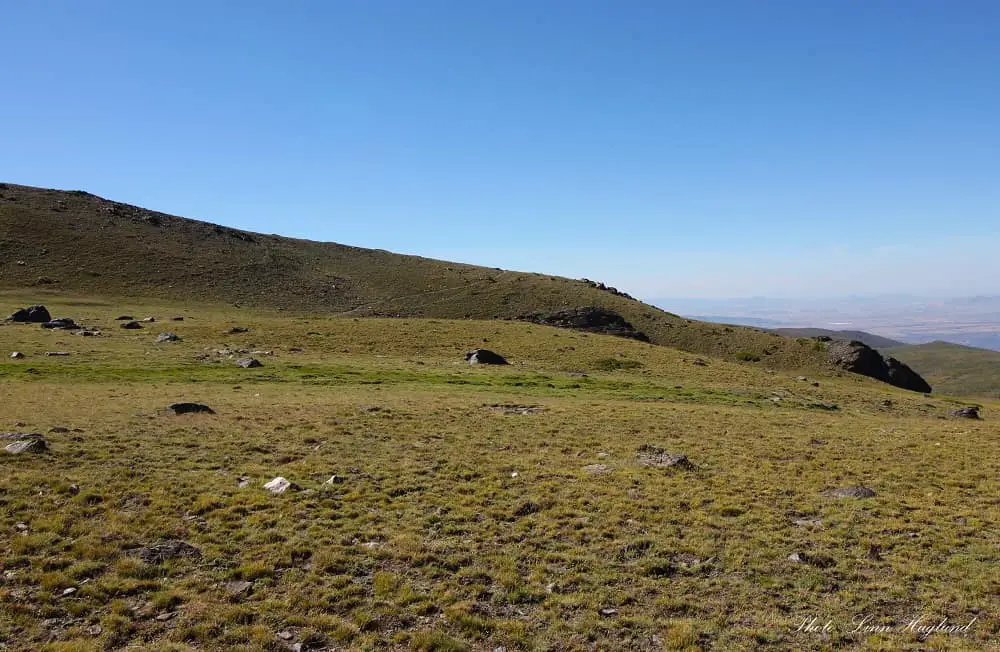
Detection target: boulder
<box><xmin>5</xmin><ymin>438</ymin><xmax>49</xmax><ymax>454</ymax></box>
<box><xmin>10</xmin><ymin>352</ymin><xmax>25</xmax><ymax>359</ymax></box>
<box><xmin>264</xmin><ymin>477</ymin><xmax>299</xmax><ymax>493</ymax></box>
<box><xmin>169</xmin><ymin>402</ymin><xmax>215</xmax><ymax>415</ymax></box>
<box><xmin>41</xmin><ymin>318</ymin><xmax>79</xmax><ymax>330</ymax></box>
<box><xmin>951</xmin><ymin>406</ymin><xmax>980</xmax><ymax>419</ymax></box>
<box><xmin>465</xmin><ymin>349</ymin><xmax>508</xmax><ymax>365</ymax></box>
<box><xmin>518</xmin><ymin>307</ymin><xmax>650</xmax><ymax>341</ymax></box>
<box><xmin>7</xmin><ymin>305</ymin><xmax>51</xmax><ymax>323</ymax></box>
<box><xmin>155</xmin><ymin>332</ymin><xmax>182</xmax><ymax>343</ymax></box>
<box><xmin>236</xmin><ymin>358</ymin><xmax>262</xmax><ymax>368</ymax></box>
<box><xmin>636</xmin><ymin>445</ymin><xmax>693</xmax><ymax>469</ymax></box>
<box><xmin>120</xmin><ymin>321</ymin><xmax>143</xmax><ymax>330</ymax></box>
<box><xmin>827</xmin><ymin>340</ymin><xmax>931</xmax><ymax>393</ymax></box>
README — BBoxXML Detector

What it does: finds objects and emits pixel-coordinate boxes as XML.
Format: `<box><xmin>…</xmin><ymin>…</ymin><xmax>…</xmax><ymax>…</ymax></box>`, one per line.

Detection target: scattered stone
<box><xmin>141</xmin><ymin>317</ymin><xmax>156</xmax><ymax>323</ymax></box>
<box><xmin>225</xmin><ymin>580</ymin><xmax>253</xmax><ymax>597</ymax></box>
<box><xmin>41</xmin><ymin>318</ymin><xmax>79</xmax><ymax>330</ymax></box>
<box><xmin>489</xmin><ymin>404</ymin><xmax>544</xmax><ymax>414</ymax></box>
<box><xmin>264</xmin><ymin>477</ymin><xmax>299</xmax><ymax>493</ymax></box>
<box><xmin>45</xmin><ymin>351</ymin><xmax>70</xmax><ymax>356</ymax></box>
<box><xmin>583</xmin><ymin>464</ymin><xmax>609</xmax><ymax>473</ymax></box>
<box><xmin>121</xmin><ymin>321</ymin><xmax>143</xmax><ymax>330</ymax></box>
<box><xmin>823</xmin><ymin>485</ymin><xmax>876</xmax><ymax>499</ymax></box>
<box><xmin>951</xmin><ymin>406</ymin><xmax>980</xmax><ymax>419</ymax></box>
<box><xmin>7</xmin><ymin>305</ymin><xmax>51</xmax><ymax>323</ymax></box>
<box><xmin>465</xmin><ymin>349</ymin><xmax>508</xmax><ymax>365</ymax></box>
<box><xmin>155</xmin><ymin>332</ymin><xmax>182</xmax><ymax>343</ymax></box>
<box><xmin>636</xmin><ymin>445</ymin><xmax>693</xmax><ymax>469</ymax></box>
<box><xmin>518</xmin><ymin>307</ymin><xmax>650</xmax><ymax>341</ymax></box>
<box><xmin>131</xmin><ymin>540</ymin><xmax>202</xmax><ymax>564</ymax></box>
<box><xmin>227</xmin><ymin>327</ymin><xmax>249</xmax><ymax>334</ymax></box>
<box><xmin>236</xmin><ymin>357</ymin><xmax>263</xmax><ymax>368</ymax></box>
<box><xmin>787</xmin><ymin>551</ymin><xmax>836</xmax><ymax>568</ymax></box>
<box><xmin>827</xmin><ymin>340</ymin><xmax>932</xmax><ymax>393</ymax></box>
<box><xmin>5</xmin><ymin>438</ymin><xmax>48</xmax><ymax>454</ymax></box>
<box><xmin>116</xmin><ymin>315</ymin><xmax>134</xmax><ymax>321</ymax></box>
<box><xmin>10</xmin><ymin>352</ymin><xmax>25</xmax><ymax>359</ymax></box>
<box><xmin>169</xmin><ymin>402</ymin><xmax>215</xmax><ymax>415</ymax></box>
<box><xmin>599</xmin><ymin>607</ymin><xmax>619</xmax><ymax>617</ymax></box>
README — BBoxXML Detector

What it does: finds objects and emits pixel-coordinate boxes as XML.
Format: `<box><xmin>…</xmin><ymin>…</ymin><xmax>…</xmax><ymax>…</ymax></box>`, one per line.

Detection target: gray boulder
<box><xmin>236</xmin><ymin>358</ymin><xmax>263</xmax><ymax>368</ymax></box>
<box><xmin>827</xmin><ymin>340</ymin><xmax>931</xmax><ymax>393</ymax></box>
<box><xmin>5</xmin><ymin>438</ymin><xmax>49</xmax><ymax>454</ymax></box>
<box><xmin>465</xmin><ymin>349</ymin><xmax>508</xmax><ymax>365</ymax></box>
<box><xmin>155</xmin><ymin>332</ymin><xmax>182</xmax><ymax>343</ymax></box>
<box><xmin>41</xmin><ymin>318</ymin><xmax>79</xmax><ymax>330</ymax></box>
<box><xmin>951</xmin><ymin>406</ymin><xmax>980</xmax><ymax>419</ymax></box>
<box><xmin>7</xmin><ymin>305</ymin><xmax>51</xmax><ymax>323</ymax></box>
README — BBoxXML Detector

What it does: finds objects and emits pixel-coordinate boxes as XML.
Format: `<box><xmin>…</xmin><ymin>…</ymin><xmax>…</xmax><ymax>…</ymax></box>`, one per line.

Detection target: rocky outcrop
<box><xmin>827</xmin><ymin>340</ymin><xmax>932</xmax><ymax>393</ymax></box>
<box><xmin>518</xmin><ymin>307</ymin><xmax>650</xmax><ymax>342</ymax></box>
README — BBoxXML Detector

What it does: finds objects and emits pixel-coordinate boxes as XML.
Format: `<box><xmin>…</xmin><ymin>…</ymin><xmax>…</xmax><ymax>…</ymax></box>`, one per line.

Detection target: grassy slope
<box><xmin>0</xmin><ymin>183</ymin><xmax>825</xmax><ymax>370</ymax></box>
<box><xmin>769</xmin><ymin>328</ymin><xmax>905</xmax><ymax>349</ymax></box>
<box><xmin>884</xmin><ymin>341</ymin><xmax>1000</xmax><ymax>399</ymax></box>
<box><xmin>0</xmin><ymin>295</ymin><xmax>997</xmax><ymax>651</ymax></box>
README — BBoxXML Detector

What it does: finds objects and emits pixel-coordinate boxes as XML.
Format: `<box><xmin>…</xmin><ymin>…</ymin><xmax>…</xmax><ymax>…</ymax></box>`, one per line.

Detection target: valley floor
<box><xmin>0</xmin><ymin>296</ymin><xmax>997</xmax><ymax>650</ymax></box>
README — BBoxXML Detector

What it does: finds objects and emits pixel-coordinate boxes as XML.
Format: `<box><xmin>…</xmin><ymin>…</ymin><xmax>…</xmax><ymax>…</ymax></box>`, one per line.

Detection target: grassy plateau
<box><xmin>0</xmin><ymin>293</ymin><xmax>997</xmax><ymax>651</ymax></box>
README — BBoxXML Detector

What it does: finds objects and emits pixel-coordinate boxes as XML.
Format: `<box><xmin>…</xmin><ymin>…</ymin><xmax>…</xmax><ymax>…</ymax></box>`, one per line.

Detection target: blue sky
<box><xmin>2</xmin><ymin>1</ymin><xmax>998</xmax><ymax>299</ymax></box>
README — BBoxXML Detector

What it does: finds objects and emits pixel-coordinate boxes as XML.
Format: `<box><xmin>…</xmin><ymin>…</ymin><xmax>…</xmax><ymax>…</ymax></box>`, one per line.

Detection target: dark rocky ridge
<box><xmin>827</xmin><ymin>340</ymin><xmax>932</xmax><ymax>393</ymax></box>
<box><xmin>518</xmin><ymin>307</ymin><xmax>650</xmax><ymax>342</ymax></box>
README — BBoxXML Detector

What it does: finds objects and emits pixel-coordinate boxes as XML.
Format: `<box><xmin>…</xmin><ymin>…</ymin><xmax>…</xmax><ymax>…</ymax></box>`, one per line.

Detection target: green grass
<box><xmin>0</xmin><ymin>295</ymin><xmax>997</xmax><ymax>651</ymax></box>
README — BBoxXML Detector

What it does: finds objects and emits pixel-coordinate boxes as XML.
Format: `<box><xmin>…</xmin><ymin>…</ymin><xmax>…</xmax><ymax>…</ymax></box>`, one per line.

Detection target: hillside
<box><xmin>1</xmin><ymin>295</ymin><xmax>996</xmax><ymax>650</ymax></box>
<box><xmin>884</xmin><ymin>340</ymin><xmax>1000</xmax><ymax>398</ymax></box>
<box><xmin>0</xmin><ymin>183</ymin><xmax>825</xmax><ymax>369</ymax></box>
<box><xmin>769</xmin><ymin>327</ymin><xmax>905</xmax><ymax>349</ymax></box>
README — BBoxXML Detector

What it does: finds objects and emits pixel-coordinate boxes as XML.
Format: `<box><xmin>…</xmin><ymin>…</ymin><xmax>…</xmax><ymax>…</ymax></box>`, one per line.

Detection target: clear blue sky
<box><xmin>3</xmin><ymin>1</ymin><xmax>998</xmax><ymax>299</ymax></box>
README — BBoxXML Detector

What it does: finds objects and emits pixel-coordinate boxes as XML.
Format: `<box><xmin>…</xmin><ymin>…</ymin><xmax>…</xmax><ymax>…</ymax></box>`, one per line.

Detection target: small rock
<box><xmin>787</xmin><ymin>551</ymin><xmax>836</xmax><ymax>568</ymax></box>
<box><xmin>787</xmin><ymin>552</ymin><xmax>804</xmax><ymax>563</ymax></box>
<box><xmin>171</xmin><ymin>317</ymin><xmax>185</xmax><ymax>321</ymax></box>
<box><xmin>237</xmin><ymin>476</ymin><xmax>250</xmax><ymax>488</ymax></box>
<box><xmin>61</xmin><ymin>587</ymin><xmax>77</xmax><ymax>596</ymax></box>
<box><xmin>10</xmin><ymin>352</ymin><xmax>25</xmax><ymax>359</ymax></box>
<box><xmin>691</xmin><ymin>358</ymin><xmax>708</xmax><ymax>366</ymax></box>
<box><xmin>49</xmin><ymin>426</ymin><xmax>69</xmax><ymax>433</ymax></box>
<box><xmin>155</xmin><ymin>332</ymin><xmax>182</xmax><ymax>343</ymax></box>
<box><xmin>793</xmin><ymin>518</ymin><xmax>822</xmax><ymax>527</ymax></box>
<box><xmin>583</xmin><ymin>464</ymin><xmax>609</xmax><ymax>473</ymax></box>
<box><xmin>169</xmin><ymin>403</ymin><xmax>215</xmax><ymax>415</ymax></box>
<box><xmin>121</xmin><ymin>321</ymin><xmax>143</xmax><ymax>330</ymax></box>
<box><xmin>86</xmin><ymin>625</ymin><xmax>102</xmax><ymax>636</ymax></box>
<box><xmin>236</xmin><ymin>358</ymin><xmax>263</xmax><ymax>368</ymax></box>
<box><xmin>141</xmin><ymin>317</ymin><xmax>156</xmax><ymax>323</ymax></box>
<box><xmin>131</xmin><ymin>540</ymin><xmax>201</xmax><ymax>564</ymax></box>
<box><xmin>264</xmin><ymin>477</ymin><xmax>299</xmax><ymax>493</ymax></box>
<box><xmin>808</xmin><ymin>402</ymin><xmax>839</xmax><ymax>411</ymax></box>
<box><xmin>227</xmin><ymin>327</ymin><xmax>249</xmax><ymax>334</ymax></box>
<box><xmin>41</xmin><ymin>318</ymin><xmax>79</xmax><ymax>330</ymax></box>
<box><xmin>14</xmin><ymin>522</ymin><xmax>28</xmax><ymax>532</ymax></box>
<box><xmin>277</xmin><ymin>631</ymin><xmax>294</xmax><ymax>641</ymax></box>
<box><xmin>74</xmin><ymin>330</ymin><xmax>100</xmax><ymax>337</ymax></box>
<box><xmin>465</xmin><ymin>349</ymin><xmax>509</xmax><ymax>365</ymax></box>
<box><xmin>599</xmin><ymin>607</ymin><xmax>619</xmax><ymax>617</ymax></box>
<box><xmin>951</xmin><ymin>406</ymin><xmax>980</xmax><ymax>419</ymax></box>
<box><xmin>5</xmin><ymin>438</ymin><xmax>49</xmax><ymax>454</ymax></box>
<box><xmin>324</xmin><ymin>475</ymin><xmax>345</xmax><ymax>485</ymax></box>
<box><xmin>510</xmin><ymin>472</ymin><xmax>519</xmax><ymax>478</ymax></box>
<box><xmin>155</xmin><ymin>612</ymin><xmax>176</xmax><ymax>621</ymax></box>
<box><xmin>45</xmin><ymin>351</ymin><xmax>70</xmax><ymax>356</ymax></box>
<box><xmin>636</xmin><ymin>445</ymin><xmax>693</xmax><ymax>469</ymax></box>
<box><xmin>68</xmin><ymin>484</ymin><xmax>79</xmax><ymax>495</ymax></box>
<box><xmin>116</xmin><ymin>315</ymin><xmax>135</xmax><ymax>320</ymax></box>
<box><xmin>823</xmin><ymin>485</ymin><xmax>876</xmax><ymax>499</ymax></box>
